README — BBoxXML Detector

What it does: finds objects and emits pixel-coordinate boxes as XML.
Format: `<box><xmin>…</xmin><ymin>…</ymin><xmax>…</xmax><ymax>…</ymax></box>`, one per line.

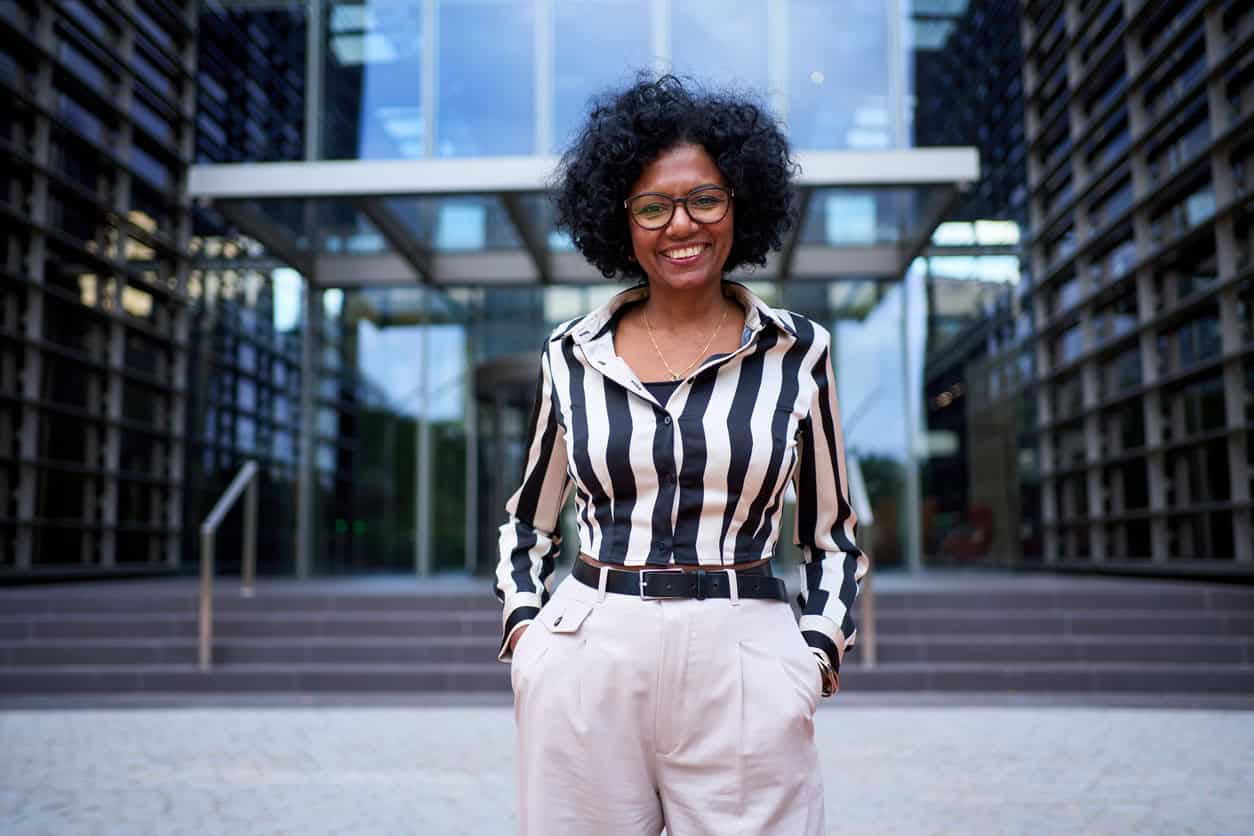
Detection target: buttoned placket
<box><xmin>573</xmin><ymin>314</ymin><xmax>772</xmax><ymax>564</ymax></box>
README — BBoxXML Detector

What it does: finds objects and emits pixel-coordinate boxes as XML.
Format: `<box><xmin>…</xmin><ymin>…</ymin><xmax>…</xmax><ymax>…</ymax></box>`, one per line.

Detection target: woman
<box><xmin>494</xmin><ymin>75</ymin><xmax>868</xmax><ymax>836</ymax></box>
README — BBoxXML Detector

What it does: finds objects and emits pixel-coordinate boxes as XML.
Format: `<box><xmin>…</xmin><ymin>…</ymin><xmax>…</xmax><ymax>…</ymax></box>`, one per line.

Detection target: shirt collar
<box><xmin>553</xmin><ymin>281</ymin><xmax>798</xmax><ymax>345</ymax></box>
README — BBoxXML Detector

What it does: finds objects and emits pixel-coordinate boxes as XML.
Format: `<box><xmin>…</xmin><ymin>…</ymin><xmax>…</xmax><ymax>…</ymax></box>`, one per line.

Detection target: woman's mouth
<box><xmin>661</xmin><ymin>243</ymin><xmax>710</xmax><ymax>264</ymax></box>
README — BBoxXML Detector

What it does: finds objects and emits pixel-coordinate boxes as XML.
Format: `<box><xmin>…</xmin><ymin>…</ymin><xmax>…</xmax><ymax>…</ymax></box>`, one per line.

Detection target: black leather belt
<box><xmin>571</xmin><ymin>558</ymin><xmax>788</xmax><ymax>602</ymax></box>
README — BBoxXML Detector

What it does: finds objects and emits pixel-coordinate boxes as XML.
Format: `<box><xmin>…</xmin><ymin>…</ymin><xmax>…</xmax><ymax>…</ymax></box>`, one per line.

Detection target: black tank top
<box><xmin>642</xmin><ymin>379</ymin><xmax>682</xmax><ymax>404</ymax></box>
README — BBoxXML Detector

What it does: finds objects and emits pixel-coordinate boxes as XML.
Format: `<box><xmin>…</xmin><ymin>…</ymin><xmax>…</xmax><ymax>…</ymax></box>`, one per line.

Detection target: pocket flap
<box><xmin>539</xmin><ymin>600</ymin><xmax>592</xmax><ymax>634</ymax></box>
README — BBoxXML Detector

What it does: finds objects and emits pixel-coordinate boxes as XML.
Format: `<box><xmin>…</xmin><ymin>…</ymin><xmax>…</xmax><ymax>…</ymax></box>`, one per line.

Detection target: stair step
<box><xmin>871</xmin><ymin>587</ymin><xmax>1254</xmax><ymax>611</ymax></box>
<box><xmin>838</xmin><ymin>663</ymin><xmax>1254</xmax><ymax>694</ymax></box>
<box><xmin>0</xmin><ymin>637</ymin><xmax>500</xmax><ymax>665</ymax></box>
<box><xmin>7</xmin><ymin>609</ymin><xmax>1251</xmax><ymax>641</ymax></box>
<box><xmin>2</xmin><ymin>662</ymin><xmax>1252</xmax><ymax>695</ymax></box>
<box><xmin>0</xmin><ymin>663</ymin><xmax>510</xmax><ymax>694</ymax></box>
<box><xmin>870</xmin><ymin>636</ymin><xmax>1254</xmax><ymax>664</ymax></box>
<box><xmin>868</xmin><ymin>611</ymin><xmax>1254</xmax><ymax>636</ymax></box>
<box><xmin>0</xmin><ymin>612</ymin><xmax>502</xmax><ymax>640</ymax></box>
<box><xmin>0</xmin><ymin>594</ymin><xmax>501</xmax><ymax>616</ymax></box>
<box><xmin>4</xmin><ymin>584</ymin><xmax>1251</xmax><ymax>616</ymax></box>
<box><xmin>3</xmin><ymin>575</ymin><xmax>1251</xmax><ymax>699</ymax></box>
<box><xmin>3</xmin><ymin>635</ymin><xmax>1250</xmax><ymax>666</ymax></box>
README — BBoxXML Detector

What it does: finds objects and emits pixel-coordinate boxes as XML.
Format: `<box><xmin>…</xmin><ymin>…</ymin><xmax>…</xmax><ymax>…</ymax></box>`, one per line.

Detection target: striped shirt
<box><xmin>494</xmin><ymin>281</ymin><xmax>869</xmax><ymax>678</ymax></box>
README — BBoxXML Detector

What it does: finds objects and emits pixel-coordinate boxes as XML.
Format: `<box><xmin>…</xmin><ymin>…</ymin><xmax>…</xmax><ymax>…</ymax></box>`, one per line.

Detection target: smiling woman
<box><xmin>497</xmin><ymin>75</ymin><xmax>867</xmax><ymax>836</ymax></box>
<box><xmin>552</xmin><ymin>74</ymin><xmax>795</xmax><ymax>281</ymax></box>
<box><xmin>624</xmin><ymin>147</ymin><xmax>734</xmax><ymax>292</ymax></box>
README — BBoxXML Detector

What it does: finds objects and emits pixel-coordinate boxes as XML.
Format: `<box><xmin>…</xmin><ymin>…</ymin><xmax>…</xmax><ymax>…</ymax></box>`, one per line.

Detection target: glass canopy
<box><xmin>188</xmin><ymin>148</ymin><xmax>979</xmax><ymax>288</ymax></box>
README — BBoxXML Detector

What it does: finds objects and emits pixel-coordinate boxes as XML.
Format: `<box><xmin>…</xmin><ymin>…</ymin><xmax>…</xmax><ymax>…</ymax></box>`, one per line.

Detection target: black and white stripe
<box><xmin>494</xmin><ymin>282</ymin><xmax>869</xmax><ymax>669</ymax></box>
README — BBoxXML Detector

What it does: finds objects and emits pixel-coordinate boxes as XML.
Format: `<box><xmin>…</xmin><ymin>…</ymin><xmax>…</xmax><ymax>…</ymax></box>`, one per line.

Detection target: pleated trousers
<box><xmin>512</xmin><ymin>571</ymin><xmax>826</xmax><ymax>836</ymax></box>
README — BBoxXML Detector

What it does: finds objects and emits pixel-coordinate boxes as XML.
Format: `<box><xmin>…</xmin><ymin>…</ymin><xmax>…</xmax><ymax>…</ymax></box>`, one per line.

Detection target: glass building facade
<box><xmin>2</xmin><ymin>0</ymin><xmax>1248</xmax><ymax>583</ymax></box>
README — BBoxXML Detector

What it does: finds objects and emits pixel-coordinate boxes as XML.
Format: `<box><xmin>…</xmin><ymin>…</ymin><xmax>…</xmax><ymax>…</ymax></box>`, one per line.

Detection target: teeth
<box><xmin>664</xmin><ymin>245</ymin><xmax>706</xmax><ymax>259</ymax></box>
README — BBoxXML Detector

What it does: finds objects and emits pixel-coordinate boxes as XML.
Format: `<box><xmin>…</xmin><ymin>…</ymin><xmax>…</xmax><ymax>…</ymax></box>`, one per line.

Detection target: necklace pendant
<box><xmin>670</xmin><ymin>372</ymin><xmax>680</xmax><ymax>381</ymax></box>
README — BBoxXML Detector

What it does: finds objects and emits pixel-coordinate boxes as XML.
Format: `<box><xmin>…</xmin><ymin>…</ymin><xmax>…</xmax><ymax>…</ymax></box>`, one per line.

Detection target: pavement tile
<box><xmin>2</xmin><ymin>705</ymin><xmax>1252</xmax><ymax>834</ymax></box>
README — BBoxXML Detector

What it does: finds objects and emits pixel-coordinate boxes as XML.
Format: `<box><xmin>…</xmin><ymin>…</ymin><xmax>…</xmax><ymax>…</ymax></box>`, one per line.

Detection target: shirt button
<box><xmin>662</xmin><ymin>416</ymin><xmax>672</xmax><ymax>425</ymax></box>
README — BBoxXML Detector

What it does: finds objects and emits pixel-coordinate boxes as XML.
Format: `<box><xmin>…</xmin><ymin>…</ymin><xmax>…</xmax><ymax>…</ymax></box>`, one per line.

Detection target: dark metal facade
<box><xmin>0</xmin><ymin>0</ymin><xmax>198</xmax><ymax>578</ymax></box>
<box><xmin>1018</xmin><ymin>0</ymin><xmax>1253</xmax><ymax>568</ymax></box>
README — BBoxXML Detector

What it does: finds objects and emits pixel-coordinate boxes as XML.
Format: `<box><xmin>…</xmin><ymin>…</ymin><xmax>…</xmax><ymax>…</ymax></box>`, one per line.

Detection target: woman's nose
<box><xmin>666</xmin><ymin>201</ymin><xmax>698</xmax><ymax>234</ymax></box>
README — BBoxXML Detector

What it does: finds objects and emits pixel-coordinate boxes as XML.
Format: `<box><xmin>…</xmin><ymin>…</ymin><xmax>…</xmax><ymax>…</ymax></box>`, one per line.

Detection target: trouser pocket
<box><xmin>511</xmin><ymin>597</ymin><xmax>593</xmax><ymax>695</ymax></box>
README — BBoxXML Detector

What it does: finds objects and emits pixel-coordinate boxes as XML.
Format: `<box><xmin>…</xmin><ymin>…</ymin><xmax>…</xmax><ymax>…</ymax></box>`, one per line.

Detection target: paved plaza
<box><xmin>2</xmin><ymin>702</ymin><xmax>1252</xmax><ymax>835</ymax></box>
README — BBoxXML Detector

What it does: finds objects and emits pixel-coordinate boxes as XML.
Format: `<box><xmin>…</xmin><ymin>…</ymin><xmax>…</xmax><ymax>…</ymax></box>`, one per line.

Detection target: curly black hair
<box><xmin>553</xmin><ymin>74</ymin><xmax>797</xmax><ymax>280</ymax></box>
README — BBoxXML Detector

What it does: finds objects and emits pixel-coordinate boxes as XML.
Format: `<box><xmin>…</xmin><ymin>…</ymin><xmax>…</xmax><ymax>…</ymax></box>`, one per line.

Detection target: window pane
<box><xmin>552</xmin><ymin>0</ymin><xmax>651</xmax><ymax>152</ymax></box>
<box><xmin>438</xmin><ymin>0</ymin><xmax>535</xmax><ymax>156</ymax></box>
<box><xmin>788</xmin><ymin>0</ymin><xmax>895</xmax><ymax>149</ymax></box>
<box><xmin>671</xmin><ymin>1</ymin><xmax>769</xmax><ymax>94</ymax></box>
<box><xmin>323</xmin><ymin>0</ymin><xmax>425</xmax><ymax>159</ymax></box>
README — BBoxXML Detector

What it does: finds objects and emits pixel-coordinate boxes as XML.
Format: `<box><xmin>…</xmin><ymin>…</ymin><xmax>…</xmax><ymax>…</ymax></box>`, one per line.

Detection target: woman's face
<box><xmin>625</xmin><ymin>143</ymin><xmax>734</xmax><ymax>293</ymax></box>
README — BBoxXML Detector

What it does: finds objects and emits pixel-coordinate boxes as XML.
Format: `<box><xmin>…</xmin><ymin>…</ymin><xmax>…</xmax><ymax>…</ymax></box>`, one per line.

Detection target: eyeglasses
<box><xmin>623</xmin><ymin>185</ymin><xmax>734</xmax><ymax>230</ymax></box>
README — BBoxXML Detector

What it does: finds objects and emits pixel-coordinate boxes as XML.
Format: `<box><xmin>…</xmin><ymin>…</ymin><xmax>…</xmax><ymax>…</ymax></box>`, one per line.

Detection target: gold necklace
<box><xmin>642</xmin><ymin>300</ymin><xmax>731</xmax><ymax>381</ymax></box>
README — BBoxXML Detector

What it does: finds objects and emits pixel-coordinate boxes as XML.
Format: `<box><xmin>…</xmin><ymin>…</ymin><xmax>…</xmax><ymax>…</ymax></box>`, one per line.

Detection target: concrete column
<box><xmin>304</xmin><ymin>0</ymin><xmax>325</xmax><ymax>161</ymax></box>
<box><xmin>415</xmin><ymin>324</ymin><xmax>432</xmax><ymax>577</ymax></box>
<box><xmin>1132</xmin><ymin>260</ymin><xmax>1169</xmax><ymax>562</ymax></box>
<box><xmin>14</xmin><ymin>2</ymin><xmax>60</xmax><ymax>570</ymax></box>
<box><xmin>93</xmin><ymin>4</ymin><xmax>141</xmax><ymax>570</ymax></box>
<box><xmin>901</xmin><ymin>274</ymin><xmax>922</xmax><ymax>573</ymax></box>
<box><xmin>650</xmin><ymin>0</ymin><xmax>671</xmax><ymax>74</ymax></box>
<box><xmin>1216</xmin><ymin>211</ymin><xmax>1253</xmax><ymax>562</ymax></box>
<box><xmin>766</xmin><ymin>0</ymin><xmax>789</xmax><ymax>125</ymax></box>
<box><xmin>464</xmin><ymin>339</ymin><xmax>479</xmax><ymax>573</ymax></box>
<box><xmin>534</xmin><ymin>0</ymin><xmax>552</xmax><ymax>155</ymax></box>
<box><xmin>296</xmin><ymin>282</ymin><xmax>319</xmax><ymax>579</ymax></box>
<box><xmin>491</xmin><ymin>388</ymin><xmax>506</xmax><ymax>570</ymax></box>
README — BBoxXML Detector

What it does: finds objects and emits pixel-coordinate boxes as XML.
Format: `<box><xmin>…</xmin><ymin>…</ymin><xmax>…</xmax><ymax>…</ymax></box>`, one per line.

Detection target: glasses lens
<box><xmin>629</xmin><ymin>196</ymin><xmax>674</xmax><ymax>229</ymax></box>
<box><xmin>687</xmin><ymin>188</ymin><xmax>729</xmax><ymax>223</ymax></box>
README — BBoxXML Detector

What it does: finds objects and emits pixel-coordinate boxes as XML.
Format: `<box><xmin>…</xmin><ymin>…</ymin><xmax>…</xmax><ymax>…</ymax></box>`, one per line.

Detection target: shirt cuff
<box><xmin>497</xmin><ymin>605</ymin><xmax>540</xmax><ymax>662</ymax></box>
<box><xmin>800</xmin><ymin>614</ymin><xmax>846</xmax><ymax>671</ymax></box>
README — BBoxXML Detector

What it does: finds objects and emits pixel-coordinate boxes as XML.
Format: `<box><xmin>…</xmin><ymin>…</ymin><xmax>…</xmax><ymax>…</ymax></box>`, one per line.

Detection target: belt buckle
<box><xmin>639</xmin><ymin>568</ymin><xmax>686</xmax><ymax>601</ymax></box>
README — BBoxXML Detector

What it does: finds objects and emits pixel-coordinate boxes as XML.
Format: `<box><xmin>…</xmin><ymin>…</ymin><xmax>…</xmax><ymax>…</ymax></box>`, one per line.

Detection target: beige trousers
<box><xmin>512</xmin><ymin>572</ymin><xmax>825</xmax><ymax>836</ymax></box>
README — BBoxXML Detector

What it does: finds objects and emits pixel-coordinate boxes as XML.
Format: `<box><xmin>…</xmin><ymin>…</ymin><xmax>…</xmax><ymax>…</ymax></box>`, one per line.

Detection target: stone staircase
<box><xmin>2</xmin><ymin>573</ymin><xmax>1253</xmax><ymax>698</ymax></box>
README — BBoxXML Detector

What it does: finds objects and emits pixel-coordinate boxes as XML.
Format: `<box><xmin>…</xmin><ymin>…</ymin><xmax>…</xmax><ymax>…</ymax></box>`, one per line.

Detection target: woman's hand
<box><xmin>817</xmin><ymin>656</ymin><xmax>840</xmax><ymax>697</ymax></box>
<box><xmin>509</xmin><ymin>625</ymin><xmax>530</xmax><ymax>653</ymax></box>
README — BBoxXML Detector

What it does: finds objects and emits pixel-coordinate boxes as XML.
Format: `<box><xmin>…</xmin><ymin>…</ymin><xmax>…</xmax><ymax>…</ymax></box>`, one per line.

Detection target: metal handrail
<box><xmin>859</xmin><ymin>568</ymin><xmax>877</xmax><ymax>669</ymax></box>
<box><xmin>846</xmin><ymin>453</ymin><xmax>877</xmax><ymax>669</ymax></box>
<box><xmin>198</xmin><ymin>460</ymin><xmax>260</xmax><ymax>671</ymax></box>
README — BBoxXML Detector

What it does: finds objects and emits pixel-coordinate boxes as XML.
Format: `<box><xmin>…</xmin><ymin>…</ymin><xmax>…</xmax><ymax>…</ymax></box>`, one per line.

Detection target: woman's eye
<box><xmin>693</xmin><ymin>195</ymin><xmax>723</xmax><ymax>208</ymax></box>
<box><xmin>637</xmin><ymin>203</ymin><xmax>667</xmax><ymax>216</ymax></box>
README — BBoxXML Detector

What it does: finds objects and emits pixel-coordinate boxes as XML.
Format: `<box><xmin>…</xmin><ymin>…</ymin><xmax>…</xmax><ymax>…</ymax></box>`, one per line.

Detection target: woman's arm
<box><xmin>493</xmin><ymin>342</ymin><xmax>573</xmax><ymax>662</ymax></box>
<box><xmin>792</xmin><ymin>323</ymin><xmax>870</xmax><ymax>689</ymax></box>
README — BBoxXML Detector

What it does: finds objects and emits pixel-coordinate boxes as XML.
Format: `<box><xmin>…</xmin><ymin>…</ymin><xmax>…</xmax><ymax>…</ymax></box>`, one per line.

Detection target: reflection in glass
<box><xmin>831</xmin><ymin>279</ymin><xmax>913</xmax><ymax>568</ymax></box>
<box><xmin>553</xmin><ymin>0</ymin><xmax>650</xmax><ymax>151</ymax></box>
<box><xmin>323</xmin><ymin>1</ymin><xmax>424</xmax><ymax>159</ymax></box>
<box><xmin>801</xmin><ymin>189</ymin><xmax>916</xmax><ymax>246</ymax></box>
<box><xmin>272</xmin><ymin>268</ymin><xmax>303</xmax><ymax>332</ymax></box>
<box><xmin>438</xmin><ymin>0</ymin><xmax>534</xmax><ymax>156</ymax></box>
<box><xmin>788</xmin><ymin>0</ymin><xmax>895</xmax><ymax>149</ymax></box>
<box><xmin>437</xmin><ymin>203</ymin><xmax>487</xmax><ymax>250</ymax></box>
<box><xmin>354</xmin><ymin>320</ymin><xmax>466</xmax><ymax>420</ymax></box>
<box><xmin>671</xmin><ymin>1</ymin><xmax>769</xmax><ymax>95</ymax></box>
<box><xmin>319</xmin><ymin>204</ymin><xmax>387</xmax><ymax>254</ymax></box>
